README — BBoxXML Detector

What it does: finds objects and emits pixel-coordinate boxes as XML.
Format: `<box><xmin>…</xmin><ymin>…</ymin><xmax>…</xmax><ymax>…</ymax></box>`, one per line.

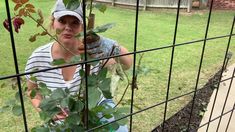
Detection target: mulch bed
<box><xmin>152</xmin><ymin>70</ymin><xmax>222</xmax><ymax>132</ymax></box>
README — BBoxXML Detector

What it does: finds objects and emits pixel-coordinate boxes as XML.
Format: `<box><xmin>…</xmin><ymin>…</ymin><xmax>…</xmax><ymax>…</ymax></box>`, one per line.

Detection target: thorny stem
<box><xmin>114</xmin><ymin>70</ymin><xmax>130</xmax><ymax>108</ymax></box>
<box><xmin>26</xmin><ymin>12</ymin><xmax>76</xmax><ymax>56</ymax></box>
<box><xmin>114</xmin><ymin>53</ymin><xmax>144</xmax><ymax>108</ymax></box>
<box><xmin>98</xmin><ymin>69</ymin><xmax>130</xmax><ymax>120</ymax></box>
<box><xmin>89</xmin><ymin>0</ymin><xmax>93</xmax><ymax>17</ymax></box>
<box><xmin>101</xmin><ymin>46</ymin><xmax>116</xmax><ymax>69</ymax></box>
<box><xmin>137</xmin><ymin>53</ymin><xmax>144</xmax><ymax>74</ymax></box>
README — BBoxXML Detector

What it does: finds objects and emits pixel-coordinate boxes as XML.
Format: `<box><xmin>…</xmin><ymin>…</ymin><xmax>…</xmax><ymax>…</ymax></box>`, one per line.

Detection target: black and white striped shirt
<box><xmin>25</xmin><ymin>42</ymin><xmax>100</xmax><ymax>94</ymax></box>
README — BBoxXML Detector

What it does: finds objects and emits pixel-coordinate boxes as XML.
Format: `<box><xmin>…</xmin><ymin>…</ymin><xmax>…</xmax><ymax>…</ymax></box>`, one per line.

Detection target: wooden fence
<box><xmin>95</xmin><ymin>0</ymin><xmax>192</xmax><ymax>12</ymax></box>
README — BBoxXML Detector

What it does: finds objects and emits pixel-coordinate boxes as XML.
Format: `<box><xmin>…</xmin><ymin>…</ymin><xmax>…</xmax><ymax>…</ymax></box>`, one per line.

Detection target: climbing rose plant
<box><xmin>2</xmin><ymin>0</ymin><xmax>131</xmax><ymax>131</ymax></box>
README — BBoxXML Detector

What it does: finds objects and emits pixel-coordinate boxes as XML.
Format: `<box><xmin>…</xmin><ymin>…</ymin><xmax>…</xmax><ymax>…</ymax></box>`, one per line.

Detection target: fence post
<box><xmin>112</xmin><ymin>0</ymin><xmax>115</xmax><ymax>6</ymax></box>
<box><xmin>187</xmin><ymin>0</ymin><xmax>192</xmax><ymax>12</ymax></box>
<box><xmin>143</xmin><ymin>0</ymin><xmax>147</xmax><ymax>10</ymax></box>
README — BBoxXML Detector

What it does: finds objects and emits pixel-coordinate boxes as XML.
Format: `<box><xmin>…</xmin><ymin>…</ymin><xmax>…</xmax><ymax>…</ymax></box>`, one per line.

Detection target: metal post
<box><xmin>187</xmin><ymin>0</ymin><xmax>192</xmax><ymax>12</ymax></box>
<box><xmin>112</xmin><ymin>0</ymin><xmax>115</xmax><ymax>6</ymax></box>
<box><xmin>143</xmin><ymin>0</ymin><xmax>147</xmax><ymax>11</ymax></box>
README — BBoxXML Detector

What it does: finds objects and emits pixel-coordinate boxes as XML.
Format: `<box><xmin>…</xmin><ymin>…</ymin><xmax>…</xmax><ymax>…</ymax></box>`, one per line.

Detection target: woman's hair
<box><xmin>49</xmin><ymin>16</ymin><xmax>55</xmax><ymax>32</ymax></box>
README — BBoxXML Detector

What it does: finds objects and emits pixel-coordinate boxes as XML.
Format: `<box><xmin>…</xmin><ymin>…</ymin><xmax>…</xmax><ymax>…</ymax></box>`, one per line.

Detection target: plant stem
<box><xmin>114</xmin><ymin>70</ymin><xmax>130</xmax><ymax>108</ymax></box>
<box><xmin>26</xmin><ymin>12</ymin><xmax>76</xmax><ymax>56</ymax></box>
<box><xmin>89</xmin><ymin>0</ymin><xmax>93</xmax><ymax>17</ymax></box>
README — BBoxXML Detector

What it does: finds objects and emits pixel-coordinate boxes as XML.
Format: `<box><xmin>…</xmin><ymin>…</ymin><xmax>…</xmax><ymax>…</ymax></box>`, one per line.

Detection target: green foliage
<box><xmin>50</xmin><ymin>59</ymin><xmax>66</xmax><ymax>66</ymax></box>
<box><xmin>31</xmin><ymin>126</ymin><xmax>50</xmax><ymax>132</ymax></box>
<box><xmin>63</xmin><ymin>0</ymin><xmax>81</xmax><ymax>11</ymax></box>
<box><xmin>76</xmin><ymin>23</ymin><xmax>116</xmax><ymax>39</ymax></box>
<box><xmin>12</xmin><ymin>105</ymin><xmax>23</xmax><ymax>116</ymax></box>
<box><xmin>69</xmin><ymin>55</ymin><xmax>81</xmax><ymax>64</ymax></box>
<box><xmin>94</xmin><ymin>3</ymin><xmax>107</xmax><ymax>13</ymax></box>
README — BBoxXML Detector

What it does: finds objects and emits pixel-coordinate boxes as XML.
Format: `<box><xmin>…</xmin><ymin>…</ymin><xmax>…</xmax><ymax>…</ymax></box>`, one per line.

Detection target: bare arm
<box><xmin>27</xmin><ymin>80</ymin><xmax>68</xmax><ymax>120</ymax></box>
<box><xmin>104</xmin><ymin>46</ymin><xmax>133</xmax><ymax>70</ymax></box>
<box><xmin>26</xmin><ymin>81</ymin><xmax>42</xmax><ymax>112</ymax></box>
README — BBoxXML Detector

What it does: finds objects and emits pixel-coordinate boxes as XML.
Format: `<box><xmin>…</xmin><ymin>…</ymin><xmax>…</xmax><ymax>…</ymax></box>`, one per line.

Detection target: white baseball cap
<box><xmin>52</xmin><ymin>0</ymin><xmax>83</xmax><ymax>23</ymax></box>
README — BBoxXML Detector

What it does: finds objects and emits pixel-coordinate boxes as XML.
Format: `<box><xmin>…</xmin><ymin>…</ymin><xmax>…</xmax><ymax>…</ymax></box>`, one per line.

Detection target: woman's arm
<box><xmin>26</xmin><ymin>80</ymin><xmax>68</xmax><ymax>120</ymax></box>
<box><xmin>26</xmin><ymin>81</ymin><xmax>42</xmax><ymax>112</ymax></box>
<box><xmin>104</xmin><ymin>46</ymin><xmax>133</xmax><ymax>70</ymax></box>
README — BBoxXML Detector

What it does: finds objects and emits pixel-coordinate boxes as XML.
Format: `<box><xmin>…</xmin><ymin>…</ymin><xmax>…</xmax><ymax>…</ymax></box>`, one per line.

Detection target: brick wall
<box><xmin>208</xmin><ymin>0</ymin><xmax>235</xmax><ymax>9</ymax></box>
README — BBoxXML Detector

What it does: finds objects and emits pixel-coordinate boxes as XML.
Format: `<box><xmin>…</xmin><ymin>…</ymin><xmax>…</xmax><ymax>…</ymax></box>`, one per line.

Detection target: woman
<box><xmin>25</xmin><ymin>0</ymin><xmax>132</xmax><ymax>131</ymax></box>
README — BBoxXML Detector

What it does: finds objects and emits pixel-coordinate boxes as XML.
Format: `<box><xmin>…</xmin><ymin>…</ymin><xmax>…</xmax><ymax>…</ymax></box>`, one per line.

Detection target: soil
<box><xmin>152</xmin><ymin>70</ymin><xmax>222</xmax><ymax>132</ymax></box>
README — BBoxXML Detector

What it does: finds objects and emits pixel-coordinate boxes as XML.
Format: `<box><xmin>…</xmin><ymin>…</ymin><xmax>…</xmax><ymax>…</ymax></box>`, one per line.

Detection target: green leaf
<box><xmin>98</xmin><ymin>68</ymin><xmax>108</xmax><ymax>80</ymax></box>
<box><xmin>30</xmin><ymin>76</ymin><xmax>37</xmax><ymax>82</ymax></box>
<box><xmin>46</xmin><ymin>107</ymin><xmax>61</xmax><ymax>117</ymax></box>
<box><xmin>99</xmin><ymin>78</ymin><xmax>111</xmax><ymax>91</ymax></box>
<box><xmin>113</xmin><ymin>112</ymin><xmax>127</xmax><ymax>126</ymax></box>
<box><xmin>88</xmin><ymin>75</ymin><xmax>98</xmax><ymax>87</ymax></box>
<box><xmin>64</xmin><ymin>0</ymin><xmax>81</xmax><ymax>11</ymax></box>
<box><xmin>30</xmin><ymin>89</ymin><xmax>37</xmax><ymax>98</ymax></box>
<box><xmin>12</xmin><ymin>105</ymin><xmax>22</xmax><ymax>116</ymax></box>
<box><xmin>88</xmin><ymin>86</ymin><xmax>101</xmax><ymax>109</ymax></box>
<box><xmin>101</xmin><ymin>105</ymin><xmax>115</xmax><ymax>115</ymax></box>
<box><xmin>39</xmin><ymin>98</ymin><xmax>57</xmax><ymax>111</ymax></box>
<box><xmin>39</xmin><ymin>82</ymin><xmax>47</xmax><ymax>89</ymax></box>
<box><xmin>94</xmin><ymin>3</ymin><xmax>107</xmax><ymax>13</ymax></box>
<box><xmin>117</xmin><ymin>107</ymin><xmax>129</xmax><ymax>114</ymax></box>
<box><xmin>79</xmin><ymin>69</ymin><xmax>85</xmax><ymax>77</ymax></box>
<box><xmin>103</xmin><ymin>113</ymin><xmax>113</xmax><ymax>119</ymax></box>
<box><xmin>39</xmin><ymin>111</ymin><xmax>50</xmax><ymax>122</ymax></box>
<box><xmin>24</xmin><ymin>87</ymin><xmax>28</xmax><ymax>92</ymax></box>
<box><xmin>61</xmin><ymin>97</ymin><xmax>70</xmax><ymax>108</ymax></box>
<box><xmin>63</xmin><ymin>0</ymin><xmax>69</xmax><ymax>5</ymax></box>
<box><xmin>69</xmin><ymin>55</ymin><xmax>81</xmax><ymax>64</ymax></box>
<box><xmin>38</xmin><ymin>82</ymin><xmax>51</xmax><ymax>97</ymax></box>
<box><xmin>91</xmin><ymin>105</ymin><xmax>105</xmax><ymax>113</ymax></box>
<box><xmin>51</xmin><ymin>88</ymin><xmax>66</xmax><ymax>100</ymax></box>
<box><xmin>64</xmin><ymin>88</ymin><xmax>70</xmax><ymax>94</ymax></box>
<box><xmin>68</xmin><ymin>97</ymin><xmax>76</xmax><ymax>110</ymax></box>
<box><xmin>73</xmin><ymin>100</ymin><xmax>84</xmax><ymax>112</ymax></box>
<box><xmin>92</xmin><ymin>23</ymin><xmax>115</xmax><ymax>34</ymax></box>
<box><xmin>108</xmin><ymin>122</ymin><xmax>119</xmax><ymax>131</ymax></box>
<box><xmin>75</xmin><ymin>23</ymin><xmax>115</xmax><ymax>39</ymax></box>
<box><xmin>15</xmin><ymin>91</ymin><xmax>21</xmax><ymax>101</ymax></box>
<box><xmin>102</xmin><ymin>91</ymin><xmax>112</xmax><ymax>99</ymax></box>
<box><xmin>99</xmin><ymin>78</ymin><xmax>113</xmax><ymax>99</ymax></box>
<box><xmin>65</xmin><ymin>113</ymin><xmax>81</xmax><ymax>125</ymax></box>
<box><xmin>50</xmin><ymin>59</ymin><xmax>66</xmax><ymax>66</ymax></box>
<box><xmin>31</xmin><ymin>126</ymin><xmax>50</xmax><ymax>132</ymax></box>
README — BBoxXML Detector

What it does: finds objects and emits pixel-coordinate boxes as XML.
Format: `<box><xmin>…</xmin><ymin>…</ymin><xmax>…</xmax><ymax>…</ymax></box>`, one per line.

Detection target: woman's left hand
<box><xmin>79</xmin><ymin>35</ymin><xmax>121</xmax><ymax>59</ymax></box>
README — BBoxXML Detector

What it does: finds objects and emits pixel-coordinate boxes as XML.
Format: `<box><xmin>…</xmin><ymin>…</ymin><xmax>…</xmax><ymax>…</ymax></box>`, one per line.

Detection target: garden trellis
<box><xmin>1</xmin><ymin>0</ymin><xmax>235</xmax><ymax>131</ymax></box>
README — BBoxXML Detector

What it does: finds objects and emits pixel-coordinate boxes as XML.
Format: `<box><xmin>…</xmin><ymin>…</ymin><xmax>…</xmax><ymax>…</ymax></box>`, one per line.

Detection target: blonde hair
<box><xmin>48</xmin><ymin>16</ymin><xmax>55</xmax><ymax>33</ymax></box>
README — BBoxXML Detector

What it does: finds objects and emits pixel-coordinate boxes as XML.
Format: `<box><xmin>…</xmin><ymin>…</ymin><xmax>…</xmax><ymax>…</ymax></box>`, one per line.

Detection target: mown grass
<box><xmin>0</xmin><ymin>0</ymin><xmax>234</xmax><ymax>131</ymax></box>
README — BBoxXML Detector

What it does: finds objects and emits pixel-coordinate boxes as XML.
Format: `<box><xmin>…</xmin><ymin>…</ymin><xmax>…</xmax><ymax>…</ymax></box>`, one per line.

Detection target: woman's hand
<box><xmin>78</xmin><ymin>35</ymin><xmax>133</xmax><ymax>70</ymax></box>
<box><xmin>79</xmin><ymin>35</ymin><xmax>121</xmax><ymax>59</ymax></box>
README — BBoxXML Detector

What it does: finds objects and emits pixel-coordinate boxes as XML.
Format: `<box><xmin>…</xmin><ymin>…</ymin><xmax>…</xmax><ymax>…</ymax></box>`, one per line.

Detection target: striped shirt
<box><xmin>25</xmin><ymin>42</ymin><xmax>100</xmax><ymax>95</ymax></box>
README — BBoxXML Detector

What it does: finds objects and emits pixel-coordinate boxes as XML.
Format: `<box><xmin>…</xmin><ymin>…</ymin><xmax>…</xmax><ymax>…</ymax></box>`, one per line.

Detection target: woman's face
<box><xmin>53</xmin><ymin>15</ymin><xmax>82</xmax><ymax>46</ymax></box>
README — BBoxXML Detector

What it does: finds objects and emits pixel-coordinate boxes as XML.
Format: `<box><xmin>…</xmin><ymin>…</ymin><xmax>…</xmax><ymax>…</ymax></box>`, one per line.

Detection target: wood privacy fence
<box><xmin>95</xmin><ymin>0</ymin><xmax>192</xmax><ymax>12</ymax></box>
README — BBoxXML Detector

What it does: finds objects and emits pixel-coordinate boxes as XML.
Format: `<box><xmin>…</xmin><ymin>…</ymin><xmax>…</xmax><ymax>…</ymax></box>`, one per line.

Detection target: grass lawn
<box><xmin>0</xmin><ymin>0</ymin><xmax>234</xmax><ymax>131</ymax></box>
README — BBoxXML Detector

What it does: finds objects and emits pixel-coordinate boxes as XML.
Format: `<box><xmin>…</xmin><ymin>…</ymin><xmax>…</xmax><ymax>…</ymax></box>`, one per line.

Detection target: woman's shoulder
<box><xmin>33</xmin><ymin>42</ymin><xmax>54</xmax><ymax>54</ymax></box>
<box><xmin>27</xmin><ymin>42</ymin><xmax>54</xmax><ymax>62</ymax></box>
